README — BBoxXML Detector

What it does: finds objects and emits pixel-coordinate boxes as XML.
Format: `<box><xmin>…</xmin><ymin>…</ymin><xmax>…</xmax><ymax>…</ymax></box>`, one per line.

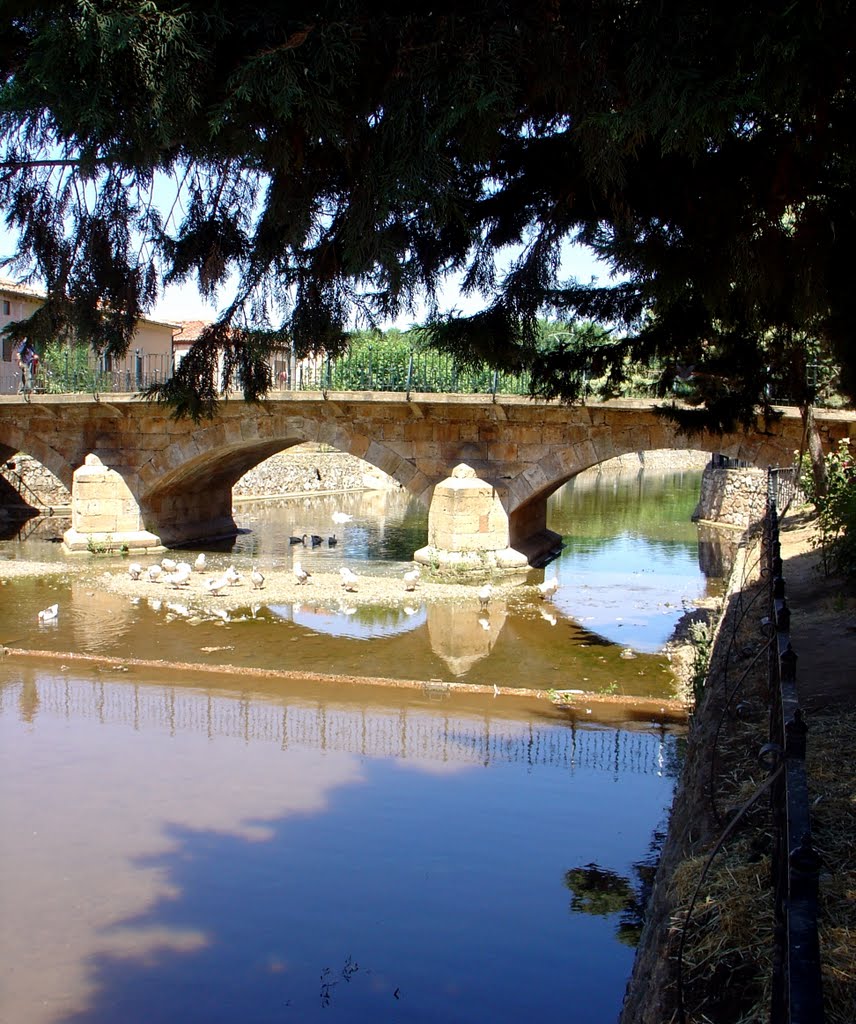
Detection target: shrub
<box><xmin>804</xmin><ymin>439</ymin><xmax>856</xmax><ymax>577</ymax></box>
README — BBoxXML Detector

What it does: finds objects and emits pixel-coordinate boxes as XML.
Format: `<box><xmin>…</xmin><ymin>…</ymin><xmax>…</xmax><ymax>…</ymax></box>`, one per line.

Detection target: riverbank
<box><xmin>619</xmin><ymin>511</ymin><xmax>856</xmax><ymax>1024</ymax></box>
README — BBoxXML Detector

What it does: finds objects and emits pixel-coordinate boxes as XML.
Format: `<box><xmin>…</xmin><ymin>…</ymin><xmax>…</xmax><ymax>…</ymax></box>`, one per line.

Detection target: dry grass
<box><xmin>806</xmin><ymin>712</ymin><xmax>856</xmax><ymax>1024</ymax></box>
<box><xmin>661</xmin><ymin>563</ymin><xmax>776</xmax><ymax>1023</ymax></box>
<box><xmin>660</xmin><ymin>626</ymin><xmax>856</xmax><ymax>1023</ymax></box>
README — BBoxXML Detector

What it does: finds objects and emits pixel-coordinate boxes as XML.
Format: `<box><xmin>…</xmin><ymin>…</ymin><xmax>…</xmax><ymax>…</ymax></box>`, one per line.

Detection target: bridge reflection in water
<box><xmin>6</xmin><ymin>675</ymin><xmax>679</xmax><ymax>778</ymax></box>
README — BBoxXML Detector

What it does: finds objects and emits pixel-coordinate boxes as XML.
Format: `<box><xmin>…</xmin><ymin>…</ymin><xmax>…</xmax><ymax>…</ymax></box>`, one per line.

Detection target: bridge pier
<box><xmin>143</xmin><ymin>487</ymin><xmax>237</xmax><ymax>547</ymax></box>
<box><xmin>414</xmin><ymin>463</ymin><xmax>558</xmax><ymax>571</ymax></box>
<box><xmin>63</xmin><ymin>454</ymin><xmax>162</xmax><ymax>553</ymax></box>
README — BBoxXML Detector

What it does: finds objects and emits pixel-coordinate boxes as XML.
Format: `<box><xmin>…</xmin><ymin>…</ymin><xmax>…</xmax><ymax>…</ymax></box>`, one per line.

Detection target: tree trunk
<box><xmin>801</xmin><ymin>403</ymin><xmax>828</xmax><ymax>498</ymax></box>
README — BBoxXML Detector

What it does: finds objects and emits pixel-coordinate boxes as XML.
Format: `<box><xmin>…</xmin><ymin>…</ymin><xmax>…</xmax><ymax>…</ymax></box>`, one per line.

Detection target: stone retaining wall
<box><xmin>232</xmin><ymin>445</ymin><xmax>399</xmax><ymax>498</ymax></box>
<box><xmin>1</xmin><ymin>453</ymin><xmax>70</xmax><ymax>508</ymax></box>
<box><xmin>576</xmin><ymin>449</ymin><xmax>709</xmax><ymax>478</ymax></box>
<box><xmin>692</xmin><ymin>463</ymin><xmax>767</xmax><ymax>529</ymax></box>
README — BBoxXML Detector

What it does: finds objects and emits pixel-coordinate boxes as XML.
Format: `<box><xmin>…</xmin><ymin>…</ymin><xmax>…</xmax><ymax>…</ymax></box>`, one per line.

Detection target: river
<box><xmin>0</xmin><ymin>467</ymin><xmax>720</xmax><ymax>1023</ymax></box>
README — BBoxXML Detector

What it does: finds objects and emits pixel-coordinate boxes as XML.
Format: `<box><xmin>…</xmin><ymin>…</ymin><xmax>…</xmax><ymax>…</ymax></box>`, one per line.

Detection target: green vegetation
<box><xmin>38</xmin><ymin>341</ymin><xmax>107</xmax><ymax>394</ymax></box>
<box><xmin>802</xmin><ymin>439</ymin><xmax>856</xmax><ymax>578</ymax></box>
<box><xmin>688</xmin><ymin>620</ymin><xmax>713</xmax><ymax>706</ymax></box>
<box><xmin>1</xmin><ymin>4</ymin><xmax>853</xmax><ymax>424</ymax></box>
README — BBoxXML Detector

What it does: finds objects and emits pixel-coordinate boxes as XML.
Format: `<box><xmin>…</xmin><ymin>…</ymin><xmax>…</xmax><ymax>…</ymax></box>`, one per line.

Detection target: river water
<box><xmin>0</xmin><ymin>467</ymin><xmax>720</xmax><ymax>1023</ymax></box>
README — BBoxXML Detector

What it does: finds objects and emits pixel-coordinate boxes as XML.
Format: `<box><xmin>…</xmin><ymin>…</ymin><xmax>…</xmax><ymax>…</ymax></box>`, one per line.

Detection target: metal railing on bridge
<box><xmin>1</xmin><ymin>350</ymin><xmax>672</xmax><ymax>400</ymax></box>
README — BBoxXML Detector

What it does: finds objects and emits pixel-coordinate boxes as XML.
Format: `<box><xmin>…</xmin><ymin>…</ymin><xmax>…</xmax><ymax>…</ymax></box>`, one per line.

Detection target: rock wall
<box><xmin>2</xmin><ymin>446</ymin><xmax>399</xmax><ymax>510</ymax></box>
<box><xmin>576</xmin><ymin>449</ymin><xmax>709</xmax><ymax>479</ymax></box>
<box><xmin>692</xmin><ymin>463</ymin><xmax>767</xmax><ymax>529</ymax></box>
<box><xmin>232</xmin><ymin>445</ymin><xmax>399</xmax><ymax>498</ymax></box>
<box><xmin>0</xmin><ymin>453</ymin><xmax>70</xmax><ymax>508</ymax></box>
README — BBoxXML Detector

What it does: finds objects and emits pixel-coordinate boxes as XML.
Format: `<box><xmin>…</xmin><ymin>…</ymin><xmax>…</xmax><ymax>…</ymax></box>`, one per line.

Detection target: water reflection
<box><xmin>546</xmin><ymin>469</ymin><xmax>718</xmax><ymax>652</ymax></box>
<box><xmin>268</xmin><ymin>600</ymin><xmax>428</xmax><ymax>638</ymax></box>
<box><xmin>427</xmin><ymin>599</ymin><xmax>507</xmax><ymax>676</ymax></box>
<box><xmin>0</xmin><ymin>667</ymin><xmax>681</xmax><ymax>1024</ymax></box>
<box><xmin>1</xmin><ymin>468</ymin><xmax>721</xmax><ymax>697</ymax></box>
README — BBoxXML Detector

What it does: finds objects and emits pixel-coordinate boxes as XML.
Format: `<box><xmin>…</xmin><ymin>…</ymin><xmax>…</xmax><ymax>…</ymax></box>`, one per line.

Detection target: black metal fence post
<box><xmin>765</xmin><ymin>479</ymin><xmax>825</xmax><ymax>1024</ymax></box>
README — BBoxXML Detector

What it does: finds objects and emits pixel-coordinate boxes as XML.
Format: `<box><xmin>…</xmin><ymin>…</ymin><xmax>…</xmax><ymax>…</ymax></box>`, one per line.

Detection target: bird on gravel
<box><xmin>168</xmin><ymin>567</ymin><xmax>191</xmax><ymax>589</ymax></box>
<box><xmin>147</xmin><ymin>564</ymin><xmax>162</xmax><ymax>583</ymax></box>
<box><xmin>128</xmin><ymin>562</ymin><xmax>143</xmax><ymax>580</ymax></box>
<box><xmin>294</xmin><ymin>561</ymin><xmax>311</xmax><ymax>585</ymax></box>
<box><xmin>537</xmin><ymin>577</ymin><xmax>560</xmax><ymax>601</ymax></box>
<box><xmin>251</xmin><ymin>567</ymin><xmax>265</xmax><ymax>590</ymax></box>
<box><xmin>206</xmin><ymin>575</ymin><xmax>229</xmax><ymax>595</ymax></box>
<box><xmin>340</xmin><ymin>566</ymin><xmax>359</xmax><ymax>592</ymax></box>
<box><xmin>161</xmin><ymin>557</ymin><xmax>177</xmax><ymax>572</ymax></box>
<box><xmin>175</xmin><ymin>561</ymin><xmax>193</xmax><ymax>576</ymax></box>
<box><xmin>224</xmin><ymin>565</ymin><xmax>241</xmax><ymax>586</ymax></box>
<box><xmin>478</xmin><ymin>583</ymin><xmax>493</xmax><ymax>610</ymax></box>
<box><xmin>403</xmin><ymin>567</ymin><xmax>421</xmax><ymax>591</ymax></box>
<box><xmin>194</xmin><ymin>553</ymin><xmax>206</xmax><ymax>572</ymax></box>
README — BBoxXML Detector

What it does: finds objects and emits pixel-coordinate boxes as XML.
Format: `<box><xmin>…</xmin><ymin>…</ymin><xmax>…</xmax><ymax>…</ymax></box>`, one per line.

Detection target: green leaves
<box><xmin>1</xmin><ymin>2</ymin><xmax>853</xmax><ymax>419</ymax></box>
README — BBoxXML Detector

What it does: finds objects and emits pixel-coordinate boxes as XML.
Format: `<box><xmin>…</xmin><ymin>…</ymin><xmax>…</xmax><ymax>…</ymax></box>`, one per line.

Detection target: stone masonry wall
<box><xmin>1</xmin><ymin>453</ymin><xmax>70</xmax><ymax>508</ymax></box>
<box><xmin>692</xmin><ymin>463</ymin><xmax>767</xmax><ymax>529</ymax></box>
<box><xmin>576</xmin><ymin>448</ymin><xmax>709</xmax><ymax>479</ymax></box>
<box><xmin>232</xmin><ymin>445</ymin><xmax>399</xmax><ymax>498</ymax></box>
<box><xmin>2</xmin><ymin>445</ymin><xmax>397</xmax><ymax>510</ymax></box>
<box><xmin>3</xmin><ymin>446</ymin><xmax>744</xmax><ymax>523</ymax></box>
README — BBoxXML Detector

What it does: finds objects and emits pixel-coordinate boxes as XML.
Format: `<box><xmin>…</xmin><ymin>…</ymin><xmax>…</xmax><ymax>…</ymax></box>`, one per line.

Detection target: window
<box><xmin>1</xmin><ymin>337</ymin><xmax>12</xmax><ymax>362</ymax></box>
<box><xmin>1</xmin><ymin>300</ymin><xmax>10</xmax><ymax>316</ymax></box>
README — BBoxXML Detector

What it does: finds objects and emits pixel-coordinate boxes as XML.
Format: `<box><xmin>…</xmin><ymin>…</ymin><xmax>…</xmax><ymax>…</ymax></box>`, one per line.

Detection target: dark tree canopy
<box><xmin>1</xmin><ymin>1</ymin><xmax>855</xmax><ymax>420</ymax></box>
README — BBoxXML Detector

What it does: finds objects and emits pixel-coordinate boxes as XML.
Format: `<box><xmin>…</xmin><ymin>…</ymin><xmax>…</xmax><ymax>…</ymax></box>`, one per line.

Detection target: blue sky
<box><xmin>152</xmin><ymin>240</ymin><xmax>612</xmax><ymax>327</ymax></box>
<box><xmin>1</xmin><ymin>200</ymin><xmax>611</xmax><ymax>328</ymax></box>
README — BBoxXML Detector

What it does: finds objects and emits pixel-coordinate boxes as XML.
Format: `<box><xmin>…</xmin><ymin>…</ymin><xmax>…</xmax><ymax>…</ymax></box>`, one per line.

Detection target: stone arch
<box><xmin>503</xmin><ymin>414</ymin><xmax>801</xmax><ymax>521</ymax></box>
<box><xmin>138</xmin><ymin>412</ymin><xmax>429</xmax><ymax>506</ymax></box>
<box><xmin>0</xmin><ymin>422</ymin><xmax>75</xmax><ymax>489</ymax></box>
<box><xmin>135</xmin><ymin>411</ymin><xmax>432</xmax><ymax>545</ymax></box>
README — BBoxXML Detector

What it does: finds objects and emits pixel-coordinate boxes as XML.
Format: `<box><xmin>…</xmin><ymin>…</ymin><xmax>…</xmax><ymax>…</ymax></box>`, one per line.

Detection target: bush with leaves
<box><xmin>39</xmin><ymin>340</ymin><xmax>106</xmax><ymax>394</ymax></box>
<box><xmin>802</xmin><ymin>439</ymin><xmax>856</xmax><ymax>577</ymax></box>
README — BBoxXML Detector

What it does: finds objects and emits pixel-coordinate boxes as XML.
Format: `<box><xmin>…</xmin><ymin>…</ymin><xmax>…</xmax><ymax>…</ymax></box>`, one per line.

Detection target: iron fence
<box><xmin>764</xmin><ymin>492</ymin><xmax>825</xmax><ymax>1023</ymax></box>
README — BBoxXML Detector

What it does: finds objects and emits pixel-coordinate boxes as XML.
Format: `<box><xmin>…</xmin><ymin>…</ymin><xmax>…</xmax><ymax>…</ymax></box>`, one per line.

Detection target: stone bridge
<box><xmin>0</xmin><ymin>392</ymin><xmax>852</xmax><ymax>564</ymax></box>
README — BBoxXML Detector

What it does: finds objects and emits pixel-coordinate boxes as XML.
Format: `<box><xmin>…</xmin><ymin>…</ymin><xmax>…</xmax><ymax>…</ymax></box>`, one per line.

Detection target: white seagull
<box><xmin>293</xmin><ymin>561</ymin><xmax>311</xmax><ymax>585</ymax></box>
<box><xmin>251</xmin><ymin>567</ymin><xmax>265</xmax><ymax>590</ymax></box>
<box><xmin>161</xmin><ymin>557</ymin><xmax>177</xmax><ymax>572</ymax></box>
<box><xmin>206</xmin><ymin>575</ymin><xmax>229</xmax><ymax>595</ymax></box>
<box><xmin>127</xmin><ymin>562</ymin><xmax>143</xmax><ymax>580</ymax></box>
<box><xmin>147</xmin><ymin>564</ymin><xmax>162</xmax><ymax>583</ymax></box>
<box><xmin>332</xmin><ymin>511</ymin><xmax>353</xmax><ymax>524</ymax></box>
<box><xmin>193</xmin><ymin>553</ymin><xmax>207</xmax><ymax>572</ymax></box>
<box><xmin>340</xmin><ymin>566</ymin><xmax>359</xmax><ymax>592</ymax></box>
<box><xmin>168</xmin><ymin>567</ymin><xmax>191</xmax><ymax>589</ymax></box>
<box><xmin>38</xmin><ymin>603</ymin><xmax>58</xmax><ymax>622</ymax></box>
<box><xmin>537</xmin><ymin>577</ymin><xmax>560</xmax><ymax>601</ymax></box>
<box><xmin>403</xmin><ymin>567</ymin><xmax>421</xmax><ymax>591</ymax></box>
<box><xmin>478</xmin><ymin>583</ymin><xmax>493</xmax><ymax>610</ymax></box>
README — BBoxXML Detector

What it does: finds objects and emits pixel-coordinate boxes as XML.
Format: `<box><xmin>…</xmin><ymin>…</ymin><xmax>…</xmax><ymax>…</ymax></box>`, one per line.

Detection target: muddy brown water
<box><xmin>0</xmin><ymin>470</ymin><xmax>716</xmax><ymax>1023</ymax></box>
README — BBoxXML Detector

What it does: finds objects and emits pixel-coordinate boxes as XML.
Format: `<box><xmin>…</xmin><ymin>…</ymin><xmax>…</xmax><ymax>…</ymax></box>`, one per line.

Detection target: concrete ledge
<box><xmin>62</xmin><ymin>528</ymin><xmax>164</xmax><ymax>554</ymax></box>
